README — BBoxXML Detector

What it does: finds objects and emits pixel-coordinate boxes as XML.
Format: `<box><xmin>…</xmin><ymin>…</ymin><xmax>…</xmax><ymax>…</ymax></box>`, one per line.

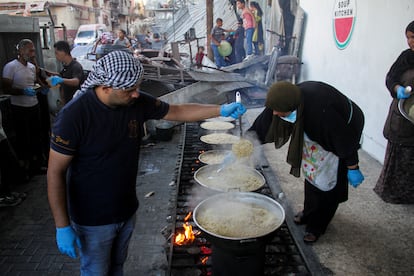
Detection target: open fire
<box><xmin>174</xmin><ymin>212</ymin><xmax>196</xmax><ymax>245</ymax></box>
<box><xmin>168</xmin><ymin>123</ymin><xmax>311</xmax><ymax>276</ymax></box>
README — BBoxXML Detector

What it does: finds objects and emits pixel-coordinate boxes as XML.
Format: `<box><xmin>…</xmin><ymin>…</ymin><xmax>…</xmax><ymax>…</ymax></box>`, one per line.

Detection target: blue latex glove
<box><xmin>40</xmin><ymin>87</ymin><xmax>50</xmax><ymax>95</ymax></box>
<box><xmin>56</xmin><ymin>226</ymin><xmax>81</xmax><ymax>258</ymax></box>
<box><xmin>23</xmin><ymin>87</ymin><xmax>36</xmax><ymax>96</ymax></box>
<box><xmin>49</xmin><ymin>76</ymin><xmax>64</xmax><ymax>86</ymax></box>
<box><xmin>396</xmin><ymin>86</ymin><xmax>410</xmax><ymax>99</ymax></box>
<box><xmin>347</xmin><ymin>169</ymin><xmax>364</xmax><ymax>188</ymax></box>
<box><xmin>220</xmin><ymin>102</ymin><xmax>247</xmax><ymax>119</ymax></box>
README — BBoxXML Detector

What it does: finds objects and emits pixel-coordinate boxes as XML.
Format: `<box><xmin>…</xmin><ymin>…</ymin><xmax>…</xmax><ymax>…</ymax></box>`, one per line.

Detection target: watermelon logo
<box><xmin>333</xmin><ymin>0</ymin><xmax>356</xmax><ymax>49</ymax></box>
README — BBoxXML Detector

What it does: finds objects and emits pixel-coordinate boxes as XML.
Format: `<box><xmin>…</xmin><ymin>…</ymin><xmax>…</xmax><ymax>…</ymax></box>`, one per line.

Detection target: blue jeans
<box><xmin>72</xmin><ymin>214</ymin><xmax>136</xmax><ymax>276</ymax></box>
<box><xmin>245</xmin><ymin>28</ymin><xmax>254</xmax><ymax>55</ymax></box>
<box><xmin>211</xmin><ymin>43</ymin><xmax>225</xmax><ymax>68</ymax></box>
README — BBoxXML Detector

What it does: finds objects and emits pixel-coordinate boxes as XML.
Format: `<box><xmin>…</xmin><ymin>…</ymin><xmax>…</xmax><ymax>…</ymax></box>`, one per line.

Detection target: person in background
<box><xmin>236</xmin><ymin>0</ymin><xmax>256</xmax><ymax>60</ymax></box>
<box><xmin>234</xmin><ymin>18</ymin><xmax>246</xmax><ymax>63</ymax></box>
<box><xmin>374</xmin><ymin>20</ymin><xmax>414</xmax><ymax>204</ymax></box>
<box><xmin>210</xmin><ymin>18</ymin><xmax>233</xmax><ymax>68</ymax></box>
<box><xmin>47</xmin><ymin>50</ymin><xmax>246</xmax><ymax>274</ymax></box>
<box><xmin>113</xmin><ymin>29</ymin><xmax>131</xmax><ymax>48</ymax></box>
<box><xmin>225</xmin><ymin>32</ymin><xmax>237</xmax><ymax>65</ymax></box>
<box><xmin>2</xmin><ymin>39</ymin><xmax>45</xmax><ymax>179</ymax></box>
<box><xmin>248</xmin><ymin>81</ymin><xmax>365</xmax><ymax>243</ymax></box>
<box><xmin>46</xmin><ymin>41</ymin><xmax>84</xmax><ymax>106</ymax></box>
<box><xmin>0</xmin><ymin>111</ymin><xmax>26</xmax><ymax>207</ymax></box>
<box><xmin>195</xmin><ymin>46</ymin><xmax>205</xmax><ymax>69</ymax></box>
<box><xmin>250</xmin><ymin>1</ymin><xmax>264</xmax><ymax>56</ymax></box>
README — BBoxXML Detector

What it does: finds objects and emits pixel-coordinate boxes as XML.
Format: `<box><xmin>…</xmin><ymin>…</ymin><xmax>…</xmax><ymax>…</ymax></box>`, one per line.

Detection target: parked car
<box><xmin>74</xmin><ymin>24</ymin><xmax>107</xmax><ymax>47</ymax></box>
<box><xmin>71</xmin><ymin>41</ymin><xmax>133</xmax><ymax>72</ymax></box>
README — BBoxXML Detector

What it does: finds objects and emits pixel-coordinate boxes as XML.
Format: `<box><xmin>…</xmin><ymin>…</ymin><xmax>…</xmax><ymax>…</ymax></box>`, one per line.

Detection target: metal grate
<box><xmin>167</xmin><ymin>122</ymin><xmax>310</xmax><ymax>276</ymax></box>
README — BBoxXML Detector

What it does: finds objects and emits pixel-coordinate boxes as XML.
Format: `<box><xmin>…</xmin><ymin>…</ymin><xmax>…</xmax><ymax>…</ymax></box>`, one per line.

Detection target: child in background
<box><xmin>234</xmin><ymin>19</ymin><xmax>246</xmax><ymax>63</ymax></box>
<box><xmin>195</xmin><ymin>46</ymin><xmax>205</xmax><ymax>69</ymax></box>
<box><xmin>250</xmin><ymin>1</ymin><xmax>264</xmax><ymax>56</ymax></box>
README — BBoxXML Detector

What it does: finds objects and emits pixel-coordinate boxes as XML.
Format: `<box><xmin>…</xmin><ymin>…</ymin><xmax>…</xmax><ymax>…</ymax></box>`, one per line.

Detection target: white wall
<box><xmin>298</xmin><ymin>0</ymin><xmax>413</xmax><ymax>163</ymax></box>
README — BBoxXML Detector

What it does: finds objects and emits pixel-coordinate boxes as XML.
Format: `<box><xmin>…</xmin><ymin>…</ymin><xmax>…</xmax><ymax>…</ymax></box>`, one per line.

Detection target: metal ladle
<box><xmin>236</xmin><ymin>91</ymin><xmax>242</xmax><ymax>137</ymax></box>
<box><xmin>216</xmin><ymin>92</ymin><xmax>242</xmax><ymax>174</ymax></box>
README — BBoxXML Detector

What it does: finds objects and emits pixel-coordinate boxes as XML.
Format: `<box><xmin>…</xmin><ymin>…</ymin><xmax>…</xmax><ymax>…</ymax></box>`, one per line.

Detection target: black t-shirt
<box><xmin>50</xmin><ymin>90</ymin><xmax>169</xmax><ymax>225</ymax></box>
<box><xmin>60</xmin><ymin>59</ymin><xmax>84</xmax><ymax>104</ymax></box>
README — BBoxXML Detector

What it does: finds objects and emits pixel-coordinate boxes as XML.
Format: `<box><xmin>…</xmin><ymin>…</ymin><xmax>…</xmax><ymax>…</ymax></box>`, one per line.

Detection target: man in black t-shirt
<box><xmin>47</xmin><ymin>50</ymin><xmax>246</xmax><ymax>274</ymax></box>
<box><xmin>47</xmin><ymin>41</ymin><xmax>84</xmax><ymax>105</ymax></box>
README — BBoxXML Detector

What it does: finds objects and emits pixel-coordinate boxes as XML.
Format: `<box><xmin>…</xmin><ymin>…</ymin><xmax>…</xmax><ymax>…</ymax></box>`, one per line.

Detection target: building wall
<box><xmin>298</xmin><ymin>0</ymin><xmax>413</xmax><ymax>163</ymax></box>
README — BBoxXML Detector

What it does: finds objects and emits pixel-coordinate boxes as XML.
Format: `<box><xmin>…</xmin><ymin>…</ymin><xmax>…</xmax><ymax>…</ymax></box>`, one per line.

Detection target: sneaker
<box><xmin>243</xmin><ymin>54</ymin><xmax>255</xmax><ymax>61</ymax></box>
<box><xmin>0</xmin><ymin>195</ymin><xmax>23</xmax><ymax>207</ymax></box>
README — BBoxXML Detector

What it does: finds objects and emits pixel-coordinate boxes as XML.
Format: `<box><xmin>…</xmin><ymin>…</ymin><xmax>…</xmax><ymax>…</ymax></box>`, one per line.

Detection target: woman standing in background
<box><xmin>237</xmin><ymin>0</ymin><xmax>256</xmax><ymax>60</ymax></box>
<box><xmin>250</xmin><ymin>1</ymin><xmax>264</xmax><ymax>56</ymax></box>
<box><xmin>374</xmin><ymin>20</ymin><xmax>414</xmax><ymax>204</ymax></box>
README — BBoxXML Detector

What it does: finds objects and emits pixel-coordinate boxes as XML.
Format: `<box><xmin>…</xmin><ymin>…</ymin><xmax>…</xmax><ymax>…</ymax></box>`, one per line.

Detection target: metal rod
<box><xmin>236</xmin><ymin>91</ymin><xmax>242</xmax><ymax>136</ymax></box>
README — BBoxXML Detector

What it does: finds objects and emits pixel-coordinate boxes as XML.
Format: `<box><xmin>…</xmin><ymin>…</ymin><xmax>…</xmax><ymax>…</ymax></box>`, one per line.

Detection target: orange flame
<box><xmin>201</xmin><ymin>256</ymin><xmax>209</xmax><ymax>265</ymax></box>
<box><xmin>174</xmin><ymin>212</ymin><xmax>195</xmax><ymax>245</ymax></box>
<box><xmin>184</xmin><ymin>211</ymin><xmax>192</xmax><ymax>221</ymax></box>
<box><xmin>174</xmin><ymin>222</ymin><xmax>195</xmax><ymax>245</ymax></box>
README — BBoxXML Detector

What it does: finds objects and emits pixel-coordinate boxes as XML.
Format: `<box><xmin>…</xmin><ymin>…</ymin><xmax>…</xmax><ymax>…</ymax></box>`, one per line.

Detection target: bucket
<box><xmin>155</xmin><ymin>121</ymin><xmax>174</xmax><ymax>141</ymax></box>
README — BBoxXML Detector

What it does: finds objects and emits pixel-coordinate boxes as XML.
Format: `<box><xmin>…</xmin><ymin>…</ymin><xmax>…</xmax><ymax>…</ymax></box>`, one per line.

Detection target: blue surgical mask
<box><xmin>280</xmin><ymin>110</ymin><xmax>297</xmax><ymax>124</ymax></box>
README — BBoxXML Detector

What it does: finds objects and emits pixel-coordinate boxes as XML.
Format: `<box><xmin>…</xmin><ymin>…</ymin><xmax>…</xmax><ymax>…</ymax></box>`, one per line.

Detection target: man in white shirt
<box><xmin>2</xmin><ymin>39</ymin><xmax>45</xmax><ymax>179</ymax></box>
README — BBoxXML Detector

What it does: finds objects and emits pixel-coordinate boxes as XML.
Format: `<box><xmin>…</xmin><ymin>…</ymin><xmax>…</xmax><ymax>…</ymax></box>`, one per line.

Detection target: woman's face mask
<box><xmin>280</xmin><ymin>110</ymin><xmax>297</xmax><ymax>123</ymax></box>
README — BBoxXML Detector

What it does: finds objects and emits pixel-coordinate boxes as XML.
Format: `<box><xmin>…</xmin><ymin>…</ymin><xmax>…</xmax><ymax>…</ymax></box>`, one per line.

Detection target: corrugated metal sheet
<box><xmin>187</xmin><ymin>70</ymin><xmax>250</xmax><ymax>82</ymax></box>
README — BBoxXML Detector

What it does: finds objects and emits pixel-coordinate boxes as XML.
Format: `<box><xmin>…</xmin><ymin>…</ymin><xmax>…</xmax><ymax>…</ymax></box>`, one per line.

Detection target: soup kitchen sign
<box><xmin>333</xmin><ymin>0</ymin><xmax>356</xmax><ymax>49</ymax></box>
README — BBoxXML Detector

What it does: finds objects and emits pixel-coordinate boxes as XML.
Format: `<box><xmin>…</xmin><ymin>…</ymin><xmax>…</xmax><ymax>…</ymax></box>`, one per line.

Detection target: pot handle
<box><xmin>239</xmin><ymin>238</ymin><xmax>258</xmax><ymax>244</ymax></box>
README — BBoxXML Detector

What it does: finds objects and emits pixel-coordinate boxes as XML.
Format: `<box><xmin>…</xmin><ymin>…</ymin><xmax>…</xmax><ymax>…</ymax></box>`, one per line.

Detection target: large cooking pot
<box><xmin>194</xmin><ymin>164</ymin><xmax>265</xmax><ymax>192</ymax></box>
<box><xmin>193</xmin><ymin>192</ymin><xmax>285</xmax><ymax>254</ymax></box>
<box><xmin>398</xmin><ymin>95</ymin><xmax>414</xmax><ymax>124</ymax></box>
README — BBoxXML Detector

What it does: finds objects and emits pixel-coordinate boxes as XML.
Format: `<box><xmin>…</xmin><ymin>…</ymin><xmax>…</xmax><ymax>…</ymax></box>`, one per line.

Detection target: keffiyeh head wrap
<box><xmin>79</xmin><ymin>50</ymin><xmax>143</xmax><ymax>93</ymax></box>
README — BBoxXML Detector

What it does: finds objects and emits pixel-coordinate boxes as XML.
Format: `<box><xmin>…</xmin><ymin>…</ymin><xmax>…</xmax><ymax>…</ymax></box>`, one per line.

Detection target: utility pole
<box><xmin>206</xmin><ymin>0</ymin><xmax>213</xmax><ymax>59</ymax></box>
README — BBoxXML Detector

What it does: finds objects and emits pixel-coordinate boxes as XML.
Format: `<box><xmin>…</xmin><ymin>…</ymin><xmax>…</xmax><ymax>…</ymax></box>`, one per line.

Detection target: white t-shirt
<box><xmin>2</xmin><ymin>59</ymin><xmax>38</xmax><ymax>107</ymax></box>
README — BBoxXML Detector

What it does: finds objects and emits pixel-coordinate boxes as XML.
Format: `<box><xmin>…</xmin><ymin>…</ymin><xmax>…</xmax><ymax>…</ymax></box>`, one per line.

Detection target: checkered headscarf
<box><xmin>79</xmin><ymin>50</ymin><xmax>143</xmax><ymax>93</ymax></box>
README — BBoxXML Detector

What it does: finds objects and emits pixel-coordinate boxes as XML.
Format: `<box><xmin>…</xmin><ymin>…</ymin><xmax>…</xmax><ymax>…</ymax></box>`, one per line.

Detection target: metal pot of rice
<box><xmin>194</xmin><ymin>164</ymin><xmax>265</xmax><ymax>192</ymax></box>
<box><xmin>193</xmin><ymin>192</ymin><xmax>285</xmax><ymax>254</ymax></box>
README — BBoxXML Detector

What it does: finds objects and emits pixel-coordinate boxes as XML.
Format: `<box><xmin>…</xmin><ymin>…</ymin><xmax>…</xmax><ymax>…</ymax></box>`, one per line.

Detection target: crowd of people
<box><xmin>207</xmin><ymin>0</ymin><xmax>264</xmax><ymax>69</ymax></box>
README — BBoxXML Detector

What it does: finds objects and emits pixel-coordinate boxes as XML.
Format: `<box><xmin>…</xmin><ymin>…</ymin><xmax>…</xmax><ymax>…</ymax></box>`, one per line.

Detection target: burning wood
<box><xmin>200</xmin><ymin>256</ymin><xmax>209</xmax><ymax>265</ymax></box>
<box><xmin>174</xmin><ymin>212</ymin><xmax>196</xmax><ymax>245</ymax></box>
<box><xmin>174</xmin><ymin>222</ymin><xmax>195</xmax><ymax>245</ymax></box>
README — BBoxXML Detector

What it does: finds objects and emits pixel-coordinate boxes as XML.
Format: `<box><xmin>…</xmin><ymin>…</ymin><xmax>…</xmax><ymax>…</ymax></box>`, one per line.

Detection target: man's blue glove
<box><xmin>347</xmin><ymin>169</ymin><xmax>364</xmax><ymax>188</ymax></box>
<box><xmin>48</xmin><ymin>76</ymin><xmax>64</xmax><ymax>86</ymax></box>
<box><xmin>23</xmin><ymin>87</ymin><xmax>36</xmax><ymax>96</ymax></box>
<box><xmin>40</xmin><ymin>87</ymin><xmax>50</xmax><ymax>95</ymax></box>
<box><xmin>220</xmin><ymin>102</ymin><xmax>247</xmax><ymax>119</ymax></box>
<box><xmin>396</xmin><ymin>86</ymin><xmax>410</xmax><ymax>99</ymax></box>
<box><xmin>56</xmin><ymin>226</ymin><xmax>81</xmax><ymax>259</ymax></box>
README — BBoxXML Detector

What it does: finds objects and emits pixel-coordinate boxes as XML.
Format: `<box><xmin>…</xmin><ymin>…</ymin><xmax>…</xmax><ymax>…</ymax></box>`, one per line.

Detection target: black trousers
<box><xmin>0</xmin><ymin>139</ymin><xmax>21</xmax><ymax>196</ymax></box>
<box><xmin>302</xmin><ymin>179</ymin><xmax>340</xmax><ymax>236</ymax></box>
<box><xmin>9</xmin><ymin>104</ymin><xmax>43</xmax><ymax>171</ymax></box>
